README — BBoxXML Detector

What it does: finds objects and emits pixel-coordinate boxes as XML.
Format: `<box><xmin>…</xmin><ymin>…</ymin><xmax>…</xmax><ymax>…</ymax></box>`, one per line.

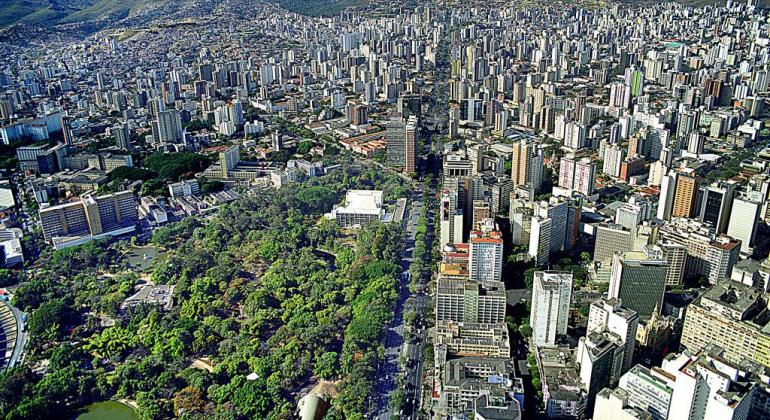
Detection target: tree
<box><xmin>519</xmin><ymin>324</ymin><xmax>533</xmax><ymax>338</ymax></box>
<box><xmin>173</xmin><ymin>386</ymin><xmax>206</xmax><ymax>416</ymax></box>
<box><xmin>201</xmin><ymin>180</ymin><xmax>224</xmax><ymax>194</ymax></box>
<box><xmin>27</xmin><ymin>299</ymin><xmax>71</xmax><ymax>339</ymax></box>
<box><xmin>314</xmin><ymin>351</ymin><xmax>340</xmax><ymax>380</ymax></box>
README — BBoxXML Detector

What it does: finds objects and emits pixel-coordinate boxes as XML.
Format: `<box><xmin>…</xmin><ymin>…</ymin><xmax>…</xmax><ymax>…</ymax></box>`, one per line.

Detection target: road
<box><xmin>371</xmin><ymin>188</ymin><xmax>425</xmax><ymax>420</ymax></box>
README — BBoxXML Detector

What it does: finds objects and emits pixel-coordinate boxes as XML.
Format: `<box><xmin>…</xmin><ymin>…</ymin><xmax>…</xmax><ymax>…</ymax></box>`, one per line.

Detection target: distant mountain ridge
<box><xmin>0</xmin><ymin>0</ymin><xmax>370</xmax><ymax>29</ymax></box>
<box><xmin>0</xmin><ymin>0</ymin><xmax>136</xmax><ymax>28</ymax></box>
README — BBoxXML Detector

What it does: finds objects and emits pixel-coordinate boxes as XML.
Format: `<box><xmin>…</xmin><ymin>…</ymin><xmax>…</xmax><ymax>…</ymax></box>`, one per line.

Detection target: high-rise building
<box><xmin>469</xmin><ymin>230</ymin><xmax>504</xmax><ymax>283</ymax></box>
<box><xmin>681</xmin><ymin>280</ymin><xmax>770</xmax><ymax>368</ymax></box>
<box><xmin>671</xmin><ymin>173</ymin><xmax>699</xmax><ymax>218</ymax></box>
<box><xmin>385</xmin><ymin>117</ymin><xmax>406</xmax><ymax>167</ymax></box>
<box><xmin>587</xmin><ymin>298</ymin><xmax>639</xmax><ymax>373</ymax></box>
<box><xmin>154</xmin><ymin>109</ymin><xmax>183</xmax><ymax>144</ymax></box>
<box><xmin>603</xmin><ymin>144</ymin><xmax>625</xmax><ymax>178</ymax></box>
<box><xmin>559</xmin><ymin>157</ymin><xmax>596</xmax><ymax>196</ymax></box>
<box><xmin>609</xmin><ymin>251</ymin><xmax>667</xmax><ymax>320</ymax></box>
<box><xmin>594</xmin><ymin>224</ymin><xmax>633</xmax><ymax>264</ymax></box>
<box><xmin>657</xmin><ymin>218</ymin><xmax>741</xmax><ymax>284</ymax></box>
<box><xmin>657</xmin><ymin>243</ymin><xmax>687</xmax><ymax>287</ymax></box>
<box><xmin>113</xmin><ymin>123</ymin><xmax>132</xmax><ymax>151</ymax></box>
<box><xmin>726</xmin><ymin>195</ymin><xmax>762</xmax><ymax>254</ymax></box>
<box><xmin>39</xmin><ymin>191</ymin><xmax>138</xmax><ymax>248</ymax></box>
<box><xmin>435</xmin><ymin>277</ymin><xmax>506</xmax><ymax>324</ymax></box>
<box><xmin>511</xmin><ymin>140</ymin><xmax>532</xmax><ymax>187</ymax></box>
<box><xmin>595</xmin><ymin>345</ymin><xmax>770</xmax><ymax>420</ymax></box>
<box><xmin>530</xmin><ymin>271</ymin><xmax>573</xmax><ymax>347</ymax></box>
<box><xmin>347</xmin><ymin>101</ymin><xmax>368</xmax><ymax>126</ymax></box>
<box><xmin>61</xmin><ymin>115</ymin><xmax>75</xmax><ymax>145</ymax></box>
<box><xmin>471</xmin><ymin>200</ymin><xmax>491</xmax><ymax>228</ymax></box>
<box><xmin>577</xmin><ymin>332</ymin><xmax>627</xmax><ymax>412</ymax></box>
<box><xmin>219</xmin><ymin>145</ymin><xmax>240</xmax><ymax>179</ymax></box>
<box><xmin>656</xmin><ymin>171</ymin><xmax>678</xmax><ymax>221</ymax></box>
<box><xmin>440</xmin><ymin>189</ymin><xmax>464</xmax><ymax>249</ymax></box>
<box><xmin>529</xmin><ymin>216</ymin><xmax>552</xmax><ymax>266</ymax></box>
<box><xmin>404</xmin><ymin>115</ymin><xmax>418</xmax><ymax>174</ymax></box>
<box><xmin>698</xmin><ymin>180</ymin><xmax>738</xmax><ymax>234</ymax></box>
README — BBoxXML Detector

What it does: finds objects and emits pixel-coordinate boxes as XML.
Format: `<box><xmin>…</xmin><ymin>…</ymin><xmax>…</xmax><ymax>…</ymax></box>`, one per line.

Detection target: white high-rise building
<box><xmin>727</xmin><ymin>195</ymin><xmax>762</xmax><ymax>254</ymax></box>
<box><xmin>440</xmin><ymin>189</ymin><xmax>464</xmax><ymax>249</ymax></box>
<box><xmin>564</xmin><ymin>122</ymin><xmax>587</xmax><ymax>150</ymax></box>
<box><xmin>155</xmin><ymin>109</ymin><xmax>183</xmax><ymax>143</ymax></box>
<box><xmin>528</xmin><ymin>216</ymin><xmax>552</xmax><ymax>266</ymax></box>
<box><xmin>594</xmin><ymin>345</ymin><xmax>769</xmax><ymax>420</ymax></box>
<box><xmin>469</xmin><ymin>230</ymin><xmax>504</xmax><ymax>282</ymax></box>
<box><xmin>530</xmin><ymin>271</ymin><xmax>573</xmax><ymax>347</ymax></box>
<box><xmin>656</xmin><ymin>171</ymin><xmax>678</xmax><ymax>221</ymax></box>
<box><xmin>603</xmin><ymin>144</ymin><xmax>625</xmax><ymax>178</ymax></box>
<box><xmin>587</xmin><ymin>298</ymin><xmax>639</xmax><ymax>373</ymax></box>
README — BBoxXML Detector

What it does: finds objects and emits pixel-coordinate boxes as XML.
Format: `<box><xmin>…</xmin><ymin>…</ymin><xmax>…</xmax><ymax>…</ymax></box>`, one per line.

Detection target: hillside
<box><xmin>0</xmin><ymin>0</ymin><xmax>105</xmax><ymax>27</ymax></box>
<box><xmin>0</xmin><ymin>0</ymin><xmax>372</xmax><ymax>28</ymax></box>
<box><xmin>271</xmin><ymin>0</ymin><xmax>369</xmax><ymax>16</ymax></box>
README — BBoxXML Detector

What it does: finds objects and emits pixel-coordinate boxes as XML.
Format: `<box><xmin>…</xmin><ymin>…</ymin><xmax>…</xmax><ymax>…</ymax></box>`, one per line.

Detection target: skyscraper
<box><xmin>727</xmin><ymin>194</ymin><xmax>762</xmax><ymax>254</ymax></box>
<box><xmin>594</xmin><ymin>224</ymin><xmax>632</xmax><ymax>264</ymax></box>
<box><xmin>113</xmin><ymin>123</ymin><xmax>132</xmax><ymax>151</ymax></box>
<box><xmin>698</xmin><ymin>180</ymin><xmax>737</xmax><ymax>234</ymax></box>
<box><xmin>609</xmin><ymin>251</ymin><xmax>667</xmax><ymax>320</ymax></box>
<box><xmin>530</xmin><ymin>271</ymin><xmax>573</xmax><ymax>347</ymax></box>
<box><xmin>511</xmin><ymin>140</ymin><xmax>532</xmax><ymax>187</ymax></box>
<box><xmin>671</xmin><ymin>173</ymin><xmax>699</xmax><ymax>218</ymax></box>
<box><xmin>469</xmin><ymin>230</ymin><xmax>504</xmax><ymax>283</ymax></box>
<box><xmin>61</xmin><ymin>115</ymin><xmax>75</xmax><ymax>145</ymax></box>
<box><xmin>385</xmin><ymin>117</ymin><xmax>406</xmax><ymax>167</ymax></box>
<box><xmin>155</xmin><ymin>109</ymin><xmax>183</xmax><ymax>144</ymax></box>
<box><xmin>404</xmin><ymin>115</ymin><xmax>418</xmax><ymax>174</ymax></box>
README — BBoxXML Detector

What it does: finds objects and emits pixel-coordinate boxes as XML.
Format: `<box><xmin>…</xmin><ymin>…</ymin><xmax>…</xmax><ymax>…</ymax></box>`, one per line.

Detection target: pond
<box><xmin>123</xmin><ymin>245</ymin><xmax>166</xmax><ymax>273</ymax></box>
<box><xmin>75</xmin><ymin>401</ymin><xmax>138</xmax><ymax>420</ymax></box>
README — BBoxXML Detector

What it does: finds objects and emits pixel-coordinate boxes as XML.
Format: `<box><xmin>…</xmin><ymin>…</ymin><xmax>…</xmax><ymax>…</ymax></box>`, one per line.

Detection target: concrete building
<box><xmin>530</xmin><ymin>271</ymin><xmax>573</xmax><ymax>347</ymax></box>
<box><xmin>471</xmin><ymin>200</ymin><xmax>491</xmax><ymax>229</ymax></box>
<box><xmin>469</xmin><ymin>230</ymin><xmax>504</xmax><ymax>283</ymax></box>
<box><xmin>699</xmin><ymin>180</ymin><xmax>738</xmax><ymax>234</ymax></box>
<box><xmin>577</xmin><ymin>332</ymin><xmax>627</xmax><ymax>412</ymax></box>
<box><xmin>435</xmin><ymin>277</ymin><xmax>506</xmax><ymax>324</ymax></box>
<box><xmin>594</xmin><ymin>388</ymin><xmax>652</xmax><ymax>420</ymax></box>
<box><xmin>559</xmin><ymin>157</ymin><xmax>596</xmax><ymax>196</ymax></box>
<box><xmin>537</xmin><ymin>346</ymin><xmax>587</xmax><ymax>418</ymax></box>
<box><xmin>434</xmin><ymin>321</ymin><xmax>510</xmax><ymax>358</ymax></box>
<box><xmin>329</xmin><ymin>190</ymin><xmax>385</xmax><ymax>228</ymax></box>
<box><xmin>385</xmin><ymin>116</ymin><xmax>405</xmax><ymax>167</ymax></box>
<box><xmin>609</xmin><ymin>251</ymin><xmax>667</xmax><ymax>320</ymax></box>
<box><xmin>726</xmin><ymin>195</ymin><xmax>762</xmax><ymax>254</ymax></box>
<box><xmin>680</xmin><ymin>281</ymin><xmax>770</xmax><ymax>368</ymax></box>
<box><xmin>594</xmin><ymin>345</ymin><xmax>770</xmax><ymax>420</ymax></box>
<box><xmin>440</xmin><ymin>189</ymin><xmax>464</xmax><ymax>249</ymax></box>
<box><xmin>168</xmin><ymin>179</ymin><xmax>200</xmax><ymax>197</ymax></box>
<box><xmin>587</xmin><ymin>298</ymin><xmax>639</xmax><ymax>374</ymax></box>
<box><xmin>528</xmin><ymin>216</ymin><xmax>552</xmax><ymax>266</ymax></box>
<box><xmin>594</xmin><ymin>224</ymin><xmax>633</xmax><ymax>265</ymax></box>
<box><xmin>671</xmin><ymin>173</ymin><xmax>699</xmax><ymax>218</ymax></box>
<box><xmin>404</xmin><ymin>115</ymin><xmax>418</xmax><ymax>173</ymax></box>
<box><xmin>657</xmin><ymin>218</ymin><xmax>741</xmax><ymax>284</ymax></box>
<box><xmin>436</xmin><ymin>357</ymin><xmax>523</xmax><ymax>418</ymax></box>
<box><xmin>39</xmin><ymin>190</ymin><xmax>138</xmax><ymax>249</ymax></box>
